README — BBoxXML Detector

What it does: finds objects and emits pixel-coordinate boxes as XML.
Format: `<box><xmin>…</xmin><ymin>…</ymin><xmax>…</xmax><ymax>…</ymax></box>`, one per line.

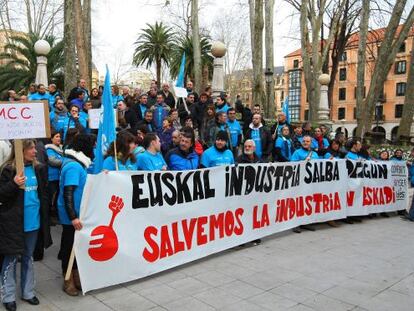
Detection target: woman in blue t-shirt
<box><xmin>0</xmin><ymin>139</ymin><xmax>52</xmax><ymax>309</ymax></box>
<box><xmin>57</xmin><ymin>134</ymin><xmax>94</xmax><ymax>296</ymax></box>
<box><xmin>45</xmin><ymin>130</ymin><xmax>64</xmax><ymax>225</ymax></box>
<box><xmin>103</xmin><ymin>130</ymin><xmax>137</xmax><ymax>171</ymax></box>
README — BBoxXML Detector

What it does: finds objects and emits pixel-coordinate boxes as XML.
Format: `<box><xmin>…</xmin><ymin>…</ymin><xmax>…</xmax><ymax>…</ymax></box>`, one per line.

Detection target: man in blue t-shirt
<box><xmin>345</xmin><ymin>139</ymin><xmax>362</xmax><ymax>160</ymax></box>
<box><xmin>201</xmin><ymin>131</ymin><xmax>235</xmax><ymax>168</ymax></box>
<box><xmin>227</xmin><ymin>108</ymin><xmax>242</xmax><ymax>157</ymax></box>
<box><xmin>291</xmin><ymin>135</ymin><xmax>319</xmax><ymax>161</ymax></box>
<box><xmin>136</xmin><ymin>133</ymin><xmax>167</xmax><ymax>171</ymax></box>
<box><xmin>28</xmin><ymin>84</ymin><xmax>51</xmax><ymax>110</ymax></box>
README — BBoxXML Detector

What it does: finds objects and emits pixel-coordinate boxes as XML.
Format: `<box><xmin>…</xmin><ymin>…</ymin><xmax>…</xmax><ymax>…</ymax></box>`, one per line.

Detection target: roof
<box><xmin>284</xmin><ymin>24</ymin><xmax>414</xmax><ymax>58</ymax></box>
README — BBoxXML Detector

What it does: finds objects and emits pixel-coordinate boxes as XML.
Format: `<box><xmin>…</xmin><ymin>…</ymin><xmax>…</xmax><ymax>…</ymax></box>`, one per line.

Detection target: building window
<box><xmin>339</xmin><ymin>52</ymin><xmax>347</xmax><ymax>62</ymax></box>
<box><xmin>339</xmin><ymin>88</ymin><xmax>346</xmax><ymax>100</ymax></box>
<box><xmin>395</xmin><ymin>61</ymin><xmax>406</xmax><ymax>74</ymax></box>
<box><xmin>304</xmin><ymin>109</ymin><xmax>309</xmax><ymax>121</ymax></box>
<box><xmin>280</xmin><ymin>91</ymin><xmax>284</xmax><ymax>101</ymax></box>
<box><xmin>339</xmin><ymin>68</ymin><xmax>347</xmax><ymax>81</ymax></box>
<box><xmin>353</xmin><ymin>108</ymin><xmax>357</xmax><ymax>120</ymax></box>
<box><xmin>398</xmin><ymin>42</ymin><xmax>406</xmax><ymax>53</ymax></box>
<box><xmin>375</xmin><ymin>105</ymin><xmax>383</xmax><ymax>120</ymax></box>
<box><xmin>396</xmin><ymin>82</ymin><xmax>406</xmax><ymax>96</ymax></box>
<box><xmin>288</xmin><ymin>70</ymin><xmax>301</xmax><ymax>122</ymax></box>
<box><xmin>338</xmin><ymin>107</ymin><xmax>346</xmax><ymax>120</ymax></box>
<box><xmin>395</xmin><ymin>104</ymin><xmax>403</xmax><ymax>118</ymax></box>
<box><xmin>293</xmin><ymin>59</ymin><xmax>299</xmax><ymax>69</ymax></box>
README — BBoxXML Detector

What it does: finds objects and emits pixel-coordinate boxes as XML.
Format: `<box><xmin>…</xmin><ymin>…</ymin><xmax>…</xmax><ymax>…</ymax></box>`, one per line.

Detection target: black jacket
<box><xmin>0</xmin><ymin>164</ymin><xmax>52</xmax><ymax>255</ymax></box>
<box><xmin>163</xmin><ymin>91</ymin><xmax>176</xmax><ymax>109</ymax></box>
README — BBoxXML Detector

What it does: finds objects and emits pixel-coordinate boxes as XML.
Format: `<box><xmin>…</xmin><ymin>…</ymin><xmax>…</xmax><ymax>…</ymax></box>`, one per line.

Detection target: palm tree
<box><xmin>0</xmin><ymin>33</ymin><xmax>64</xmax><ymax>96</ymax></box>
<box><xmin>169</xmin><ymin>35</ymin><xmax>213</xmax><ymax>88</ymax></box>
<box><xmin>133</xmin><ymin>22</ymin><xmax>175</xmax><ymax>86</ymax></box>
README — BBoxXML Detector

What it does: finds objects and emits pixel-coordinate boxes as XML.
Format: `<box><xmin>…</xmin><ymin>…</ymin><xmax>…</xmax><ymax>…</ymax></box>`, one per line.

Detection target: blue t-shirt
<box><xmin>29</xmin><ymin>92</ymin><xmax>51</xmax><ymax>110</ymax></box>
<box><xmin>46</xmin><ymin>147</ymin><xmax>63</xmax><ymax>181</ymax></box>
<box><xmin>311</xmin><ymin>137</ymin><xmax>329</xmax><ymax>150</ymax></box>
<box><xmin>103</xmin><ymin>156</ymin><xmax>137</xmax><ymax>171</ymax></box>
<box><xmin>324</xmin><ymin>152</ymin><xmax>340</xmax><ymax>159</ymax></box>
<box><xmin>111</xmin><ymin>94</ymin><xmax>124</xmax><ymax>108</ymax></box>
<box><xmin>201</xmin><ymin>146</ymin><xmax>234</xmax><ymax>167</ymax></box>
<box><xmin>291</xmin><ymin>148</ymin><xmax>319</xmax><ymax>161</ymax></box>
<box><xmin>275</xmin><ymin>137</ymin><xmax>293</xmax><ymax>161</ymax></box>
<box><xmin>346</xmin><ymin>151</ymin><xmax>360</xmax><ymax>160</ymax></box>
<box><xmin>139</xmin><ymin>104</ymin><xmax>147</xmax><ymax>119</ymax></box>
<box><xmin>136</xmin><ymin>151</ymin><xmax>166</xmax><ymax>171</ymax></box>
<box><xmin>227</xmin><ymin>120</ymin><xmax>242</xmax><ymax>148</ymax></box>
<box><xmin>63</xmin><ymin>117</ymin><xmax>88</xmax><ymax>140</ymax></box>
<box><xmin>49</xmin><ymin>111</ymin><xmax>69</xmax><ymax>132</ymax></box>
<box><xmin>24</xmin><ymin>165</ymin><xmax>40</xmax><ymax>232</ymax></box>
<box><xmin>57</xmin><ymin>159</ymin><xmax>88</xmax><ymax>225</ymax></box>
<box><xmin>216</xmin><ymin>104</ymin><xmax>230</xmax><ymax>114</ymax></box>
<box><xmin>250</xmin><ymin>128</ymin><xmax>262</xmax><ymax>159</ymax></box>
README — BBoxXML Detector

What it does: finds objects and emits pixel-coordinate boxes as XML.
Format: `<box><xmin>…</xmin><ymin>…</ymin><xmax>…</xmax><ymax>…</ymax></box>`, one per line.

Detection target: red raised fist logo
<box><xmin>88</xmin><ymin>195</ymin><xmax>124</xmax><ymax>261</ymax></box>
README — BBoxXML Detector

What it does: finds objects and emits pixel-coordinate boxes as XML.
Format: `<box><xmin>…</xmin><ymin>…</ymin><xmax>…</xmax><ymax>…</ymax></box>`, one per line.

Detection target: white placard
<box><xmin>174</xmin><ymin>86</ymin><xmax>188</xmax><ymax>98</ymax></box>
<box><xmin>88</xmin><ymin>108</ymin><xmax>118</xmax><ymax>129</ymax></box>
<box><xmin>0</xmin><ymin>101</ymin><xmax>49</xmax><ymax>139</ymax></box>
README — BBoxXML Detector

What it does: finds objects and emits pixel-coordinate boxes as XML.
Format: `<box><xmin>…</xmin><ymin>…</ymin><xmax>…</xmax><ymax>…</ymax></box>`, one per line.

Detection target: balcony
<box><xmin>372</xmin><ymin>114</ymin><xmax>385</xmax><ymax>123</ymax></box>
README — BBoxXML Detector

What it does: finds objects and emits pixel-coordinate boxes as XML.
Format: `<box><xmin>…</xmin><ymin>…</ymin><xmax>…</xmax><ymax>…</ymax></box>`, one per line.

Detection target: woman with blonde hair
<box><xmin>0</xmin><ymin>139</ymin><xmax>52</xmax><ymax>311</ymax></box>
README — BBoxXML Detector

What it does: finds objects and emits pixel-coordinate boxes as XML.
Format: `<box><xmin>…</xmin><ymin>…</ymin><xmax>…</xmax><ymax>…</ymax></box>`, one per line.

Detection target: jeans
<box><xmin>1</xmin><ymin>230</ymin><xmax>38</xmax><ymax>303</ymax></box>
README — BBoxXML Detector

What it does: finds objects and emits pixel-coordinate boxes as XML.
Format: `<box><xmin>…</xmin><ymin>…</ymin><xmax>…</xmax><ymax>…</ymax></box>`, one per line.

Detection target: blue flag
<box><xmin>282</xmin><ymin>96</ymin><xmax>290</xmax><ymax>124</ymax></box>
<box><xmin>175</xmin><ymin>53</ymin><xmax>186</xmax><ymax>88</ymax></box>
<box><xmin>94</xmin><ymin>66</ymin><xmax>116</xmax><ymax>173</ymax></box>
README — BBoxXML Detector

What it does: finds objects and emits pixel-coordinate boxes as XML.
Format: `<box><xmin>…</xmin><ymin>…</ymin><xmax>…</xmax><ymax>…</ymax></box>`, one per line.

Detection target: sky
<box><xmin>91</xmin><ymin>0</ymin><xmax>300</xmax><ymax>80</ymax></box>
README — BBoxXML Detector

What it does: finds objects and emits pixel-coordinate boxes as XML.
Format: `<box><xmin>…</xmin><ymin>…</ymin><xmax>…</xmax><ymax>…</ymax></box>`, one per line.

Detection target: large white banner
<box><xmin>75</xmin><ymin>159</ymin><xmax>408</xmax><ymax>293</ymax></box>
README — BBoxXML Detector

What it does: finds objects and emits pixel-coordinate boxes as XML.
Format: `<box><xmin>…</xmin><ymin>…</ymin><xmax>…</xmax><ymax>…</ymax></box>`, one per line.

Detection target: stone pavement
<box><xmin>21</xmin><ymin>216</ymin><xmax>414</xmax><ymax>311</ymax></box>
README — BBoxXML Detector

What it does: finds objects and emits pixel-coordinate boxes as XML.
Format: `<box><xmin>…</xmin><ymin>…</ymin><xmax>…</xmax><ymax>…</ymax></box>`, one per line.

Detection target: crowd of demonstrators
<box><xmin>2</xmin><ymin>79</ymin><xmax>414</xmax><ymax>307</ymax></box>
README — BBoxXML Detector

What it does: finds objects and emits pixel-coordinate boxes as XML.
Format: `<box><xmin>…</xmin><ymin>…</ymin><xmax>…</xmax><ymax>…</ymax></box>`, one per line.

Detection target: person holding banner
<box><xmin>200</xmin><ymin>131</ymin><xmax>234</xmax><ymax>168</ymax></box>
<box><xmin>0</xmin><ymin>139</ymin><xmax>52</xmax><ymax>310</ymax></box>
<box><xmin>291</xmin><ymin>135</ymin><xmax>319</xmax><ymax>162</ymax></box>
<box><xmin>103</xmin><ymin>131</ymin><xmax>137</xmax><ymax>171</ymax></box>
<box><xmin>345</xmin><ymin>139</ymin><xmax>362</xmax><ymax>160</ymax></box>
<box><xmin>136</xmin><ymin>133</ymin><xmax>167</xmax><ymax>171</ymax></box>
<box><xmin>57</xmin><ymin>134</ymin><xmax>94</xmax><ymax>296</ymax></box>
<box><xmin>165</xmin><ymin>127</ymin><xmax>199</xmax><ymax>170</ymax></box>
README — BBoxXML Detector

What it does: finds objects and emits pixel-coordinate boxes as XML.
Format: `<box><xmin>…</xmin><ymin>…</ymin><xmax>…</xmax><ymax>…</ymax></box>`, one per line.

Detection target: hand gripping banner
<box><xmin>74</xmin><ymin>159</ymin><xmax>408</xmax><ymax>292</ymax></box>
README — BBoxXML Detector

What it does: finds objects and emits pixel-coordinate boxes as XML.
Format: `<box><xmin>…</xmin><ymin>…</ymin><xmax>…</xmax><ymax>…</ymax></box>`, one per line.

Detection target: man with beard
<box><xmin>201</xmin><ymin>131</ymin><xmax>234</xmax><ymax>168</ymax></box>
<box><xmin>49</xmin><ymin>99</ymin><xmax>69</xmax><ymax>134</ymax></box>
<box><xmin>166</xmin><ymin>128</ymin><xmax>199</xmax><ymax>170</ymax></box>
<box><xmin>245</xmin><ymin>113</ymin><xmax>272</xmax><ymax>162</ymax></box>
<box><xmin>29</xmin><ymin>84</ymin><xmax>51</xmax><ymax>110</ymax></box>
<box><xmin>161</xmin><ymin>83</ymin><xmax>176</xmax><ymax>109</ymax></box>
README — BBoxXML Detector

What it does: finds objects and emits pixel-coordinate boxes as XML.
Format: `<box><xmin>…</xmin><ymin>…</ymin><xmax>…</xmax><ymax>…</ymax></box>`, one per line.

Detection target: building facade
<box><xmin>225</xmin><ymin>66</ymin><xmax>285</xmax><ymax>115</ymax></box>
<box><xmin>284</xmin><ymin>26</ymin><xmax>413</xmax><ymax>141</ymax></box>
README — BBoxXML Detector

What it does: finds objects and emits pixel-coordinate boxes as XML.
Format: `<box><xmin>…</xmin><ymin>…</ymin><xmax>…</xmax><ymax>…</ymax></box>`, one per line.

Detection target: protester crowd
<box><xmin>0</xmin><ymin>79</ymin><xmax>413</xmax><ymax>310</ymax></box>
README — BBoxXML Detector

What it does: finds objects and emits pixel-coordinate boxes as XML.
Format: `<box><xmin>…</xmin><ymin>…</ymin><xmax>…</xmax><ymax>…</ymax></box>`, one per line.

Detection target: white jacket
<box><xmin>0</xmin><ymin>140</ymin><xmax>11</xmax><ymax>166</ymax></box>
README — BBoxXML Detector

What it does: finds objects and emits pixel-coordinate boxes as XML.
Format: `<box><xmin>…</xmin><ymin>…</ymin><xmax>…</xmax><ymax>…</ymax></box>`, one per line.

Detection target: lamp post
<box><xmin>211</xmin><ymin>41</ymin><xmax>227</xmax><ymax>99</ymax></box>
<box><xmin>340</xmin><ymin>118</ymin><xmax>346</xmax><ymax>138</ymax></box>
<box><xmin>34</xmin><ymin>39</ymin><xmax>51</xmax><ymax>86</ymax></box>
<box><xmin>318</xmin><ymin>73</ymin><xmax>332</xmax><ymax>125</ymax></box>
<box><xmin>264</xmin><ymin>67</ymin><xmax>274</xmax><ymax>119</ymax></box>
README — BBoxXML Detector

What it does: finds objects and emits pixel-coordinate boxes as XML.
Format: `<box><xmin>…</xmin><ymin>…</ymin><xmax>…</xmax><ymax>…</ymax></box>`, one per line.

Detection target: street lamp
<box><xmin>34</xmin><ymin>39</ymin><xmax>50</xmax><ymax>86</ymax></box>
<box><xmin>264</xmin><ymin>67</ymin><xmax>273</xmax><ymax>119</ymax></box>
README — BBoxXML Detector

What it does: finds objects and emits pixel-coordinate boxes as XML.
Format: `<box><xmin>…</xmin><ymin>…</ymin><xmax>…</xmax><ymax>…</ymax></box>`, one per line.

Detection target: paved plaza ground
<box><xmin>23</xmin><ymin>216</ymin><xmax>414</xmax><ymax>311</ymax></box>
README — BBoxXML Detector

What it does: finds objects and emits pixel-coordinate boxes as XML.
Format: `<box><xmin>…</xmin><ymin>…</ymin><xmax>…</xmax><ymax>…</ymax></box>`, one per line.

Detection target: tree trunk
<box><xmin>73</xmin><ymin>0</ymin><xmax>90</xmax><ymax>89</ymax></box>
<box><xmin>82</xmin><ymin>0</ymin><xmax>92</xmax><ymax>90</ymax></box>
<box><xmin>191</xmin><ymin>0</ymin><xmax>202</xmax><ymax>94</ymax></box>
<box><xmin>64</xmin><ymin>0</ymin><xmax>77</xmax><ymax>95</ymax></box>
<box><xmin>265</xmin><ymin>0</ymin><xmax>275</xmax><ymax>119</ymax></box>
<box><xmin>397</xmin><ymin>35</ymin><xmax>414</xmax><ymax>139</ymax></box>
<box><xmin>354</xmin><ymin>0</ymin><xmax>369</xmax><ymax>138</ymax></box>
<box><xmin>249</xmin><ymin>0</ymin><xmax>265</xmax><ymax>112</ymax></box>
<box><xmin>358</xmin><ymin>2</ymin><xmax>414</xmax><ymax>136</ymax></box>
<box><xmin>156</xmin><ymin>58</ymin><xmax>161</xmax><ymax>86</ymax></box>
